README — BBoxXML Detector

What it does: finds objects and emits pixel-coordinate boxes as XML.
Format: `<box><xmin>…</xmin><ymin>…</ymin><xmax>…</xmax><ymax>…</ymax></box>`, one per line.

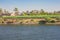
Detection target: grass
<box><xmin>2</xmin><ymin>15</ymin><xmax>60</xmax><ymax>19</ymax></box>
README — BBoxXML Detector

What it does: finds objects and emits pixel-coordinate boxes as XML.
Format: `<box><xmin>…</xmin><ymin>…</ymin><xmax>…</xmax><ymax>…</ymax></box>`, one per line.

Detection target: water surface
<box><xmin>0</xmin><ymin>25</ymin><xmax>60</xmax><ymax>40</ymax></box>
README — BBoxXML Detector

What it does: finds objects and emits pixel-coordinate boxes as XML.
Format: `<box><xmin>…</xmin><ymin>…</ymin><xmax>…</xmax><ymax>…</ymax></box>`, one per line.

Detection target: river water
<box><xmin>0</xmin><ymin>24</ymin><xmax>60</xmax><ymax>40</ymax></box>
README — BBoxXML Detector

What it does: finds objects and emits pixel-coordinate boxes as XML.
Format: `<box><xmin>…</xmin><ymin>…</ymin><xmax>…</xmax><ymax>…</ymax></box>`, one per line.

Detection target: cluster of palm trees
<box><xmin>0</xmin><ymin>8</ymin><xmax>60</xmax><ymax>16</ymax></box>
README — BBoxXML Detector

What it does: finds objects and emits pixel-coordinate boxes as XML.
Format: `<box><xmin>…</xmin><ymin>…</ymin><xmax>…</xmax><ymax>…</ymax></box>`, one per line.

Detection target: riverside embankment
<box><xmin>0</xmin><ymin>17</ymin><xmax>60</xmax><ymax>24</ymax></box>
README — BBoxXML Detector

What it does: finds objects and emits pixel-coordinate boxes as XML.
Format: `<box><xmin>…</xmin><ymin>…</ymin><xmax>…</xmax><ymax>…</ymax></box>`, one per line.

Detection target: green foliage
<box><xmin>49</xmin><ymin>20</ymin><xmax>56</xmax><ymax>23</ymax></box>
<box><xmin>0</xmin><ymin>8</ymin><xmax>60</xmax><ymax>19</ymax></box>
<box><xmin>14</xmin><ymin>8</ymin><xmax>18</xmax><ymax>11</ymax></box>
<box><xmin>39</xmin><ymin>20</ymin><xmax>47</xmax><ymax>24</ymax></box>
<box><xmin>2</xmin><ymin>15</ymin><xmax>60</xmax><ymax>19</ymax></box>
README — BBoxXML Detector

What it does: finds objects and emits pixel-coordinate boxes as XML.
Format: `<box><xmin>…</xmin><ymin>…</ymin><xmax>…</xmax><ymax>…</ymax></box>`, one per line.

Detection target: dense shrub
<box><xmin>50</xmin><ymin>20</ymin><xmax>56</xmax><ymax>23</ymax></box>
<box><xmin>39</xmin><ymin>20</ymin><xmax>47</xmax><ymax>24</ymax></box>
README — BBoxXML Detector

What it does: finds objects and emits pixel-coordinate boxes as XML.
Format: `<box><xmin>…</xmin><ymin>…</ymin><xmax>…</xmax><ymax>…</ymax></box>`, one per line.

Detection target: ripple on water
<box><xmin>0</xmin><ymin>25</ymin><xmax>60</xmax><ymax>40</ymax></box>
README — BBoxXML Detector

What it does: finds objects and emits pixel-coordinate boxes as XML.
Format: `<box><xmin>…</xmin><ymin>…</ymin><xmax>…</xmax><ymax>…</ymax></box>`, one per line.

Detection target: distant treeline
<box><xmin>0</xmin><ymin>8</ymin><xmax>60</xmax><ymax>24</ymax></box>
<box><xmin>0</xmin><ymin>8</ymin><xmax>60</xmax><ymax>17</ymax></box>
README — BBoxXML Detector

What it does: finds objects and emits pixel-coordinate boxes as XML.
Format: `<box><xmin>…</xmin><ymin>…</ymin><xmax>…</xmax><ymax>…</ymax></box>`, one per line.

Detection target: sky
<box><xmin>0</xmin><ymin>0</ymin><xmax>60</xmax><ymax>12</ymax></box>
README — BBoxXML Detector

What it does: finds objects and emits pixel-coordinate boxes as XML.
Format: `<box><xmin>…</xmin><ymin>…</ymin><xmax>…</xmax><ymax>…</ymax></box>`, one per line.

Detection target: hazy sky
<box><xmin>0</xmin><ymin>0</ymin><xmax>60</xmax><ymax>12</ymax></box>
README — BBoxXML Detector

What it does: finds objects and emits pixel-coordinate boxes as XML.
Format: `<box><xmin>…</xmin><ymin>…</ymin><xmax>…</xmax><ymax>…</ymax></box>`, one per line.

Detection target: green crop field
<box><xmin>2</xmin><ymin>15</ymin><xmax>60</xmax><ymax>19</ymax></box>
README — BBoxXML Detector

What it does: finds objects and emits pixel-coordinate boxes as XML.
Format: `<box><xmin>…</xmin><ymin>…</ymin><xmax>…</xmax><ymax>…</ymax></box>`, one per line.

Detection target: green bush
<box><xmin>39</xmin><ymin>20</ymin><xmax>47</xmax><ymax>24</ymax></box>
<box><xmin>50</xmin><ymin>20</ymin><xmax>56</xmax><ymax>23</ymax></box>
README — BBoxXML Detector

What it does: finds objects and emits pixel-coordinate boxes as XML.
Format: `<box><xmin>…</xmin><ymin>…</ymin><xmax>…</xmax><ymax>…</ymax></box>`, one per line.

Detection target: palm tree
<box><xmin>13</xmin><ymin>8</ymin><xmax>19</xmax><ymax>16</ymax></box>
<box><xmin>40</xmin><ymin>9</ymin><xmax>45</xmax><ymax>15</ymax></box>
<box><xmin>14</xmin><ymin>8</ymin><xmax>18</xmax><ymax>11</ymax></box>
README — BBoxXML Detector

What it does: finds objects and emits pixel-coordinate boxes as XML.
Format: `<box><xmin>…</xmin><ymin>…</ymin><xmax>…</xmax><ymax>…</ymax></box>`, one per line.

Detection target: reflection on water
<box><xmin>0</xmin><ymin>25</ymin><xmax>60</xmax><ymax>40</ymax></box>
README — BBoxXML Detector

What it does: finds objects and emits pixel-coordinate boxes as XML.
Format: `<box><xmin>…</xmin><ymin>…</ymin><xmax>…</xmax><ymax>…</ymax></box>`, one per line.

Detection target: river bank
<box><xmin>0</xmin><ymin>18</ymin><xmax>60</xmax><ymax>24</ymax></box>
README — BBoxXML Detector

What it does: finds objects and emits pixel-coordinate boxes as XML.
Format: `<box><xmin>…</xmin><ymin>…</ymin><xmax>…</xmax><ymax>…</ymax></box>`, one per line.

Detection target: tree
<box><xmin>40</xmin><ymin>9</ymin><xmax>45</xmax><ymax>15</ymax></box>
<box><xmin>30</xmin><ymin>10</ymin><xmax>34</xmax><ymax>16</ymax></box>
<box><xmin>40</xmin><ymin>9</ymin><xmax>44</xmax><ymax>13</ymax></box>
<box><xmin>0</xmin><ymin>8</ymin><xmax>3</xmax><ymax>14</ymax></box>
<box><xmin>26</xmin><ymin>11</ymin><xmax>31</xmax><ymax>15</ymax></box>
<box><xmin>13</xmin><ymin>8</ymin><xmax>19</xmax><ymax>16</ymax></box>
<box><xmin>53</xmin><ymin>11</ymin><xmax>56</xmax><ymax>15</ymax></box>
<box><xmin>14</xmin><ymin>8</ymin><xmax>18</xmax><ymax>11</ymax></box>
<box><xmin>30</xmin><ymin>10</ymin><xmax>38</xmax><ymax>16</ymax></box>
